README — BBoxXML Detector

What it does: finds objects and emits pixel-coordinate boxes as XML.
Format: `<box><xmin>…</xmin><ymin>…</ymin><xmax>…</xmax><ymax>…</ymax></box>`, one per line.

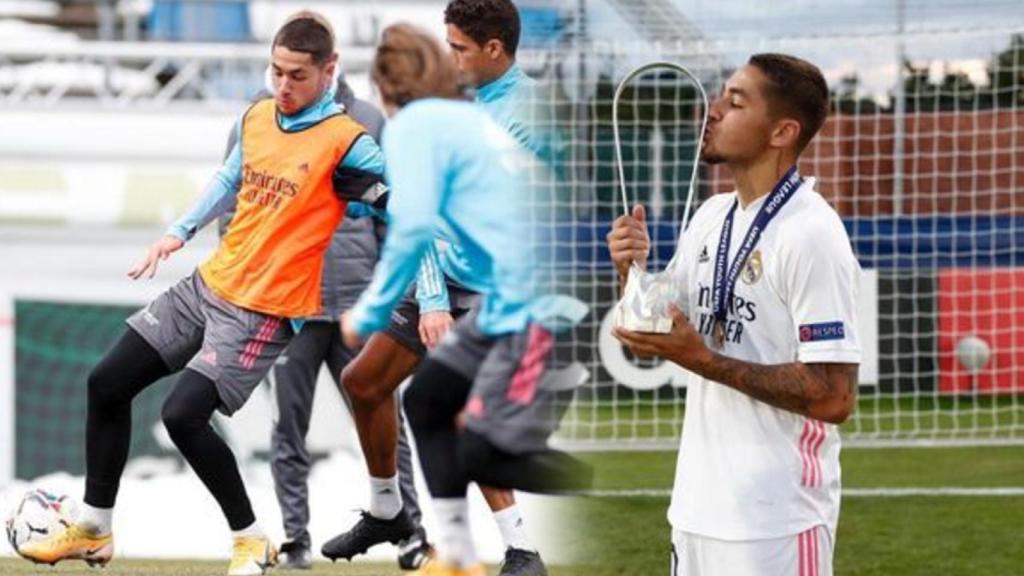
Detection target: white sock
<box><xmin>77</xmin><ymin>503</ymin><xmax>113</xmax><ymax>536</ymax></box>
<box><xmin>433</xmin><ymin>498</ymin><xmax>477</xmax><ymax>568</ymax></box>
<box><xmin>369</xmin><ymin>475</ymin><xmax>402</xmax><ymax>520</ymax></box>
<box><xmin>232</xmin><ymin>521</ymin><xmax>264</xmax><ymax>539</ymax></box>
<box><xmin>493</xmin><ymin>504</ymin><xmax>534</xmax><ymax>552</ymax></box>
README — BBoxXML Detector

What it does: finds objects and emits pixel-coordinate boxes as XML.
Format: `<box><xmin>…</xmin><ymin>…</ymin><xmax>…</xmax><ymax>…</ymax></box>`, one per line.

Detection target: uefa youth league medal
<box><xmin>710</xmin><ymin>168</ymin><xmax>803</xmax><ymax>349</ymax></box>
<box><xmin>712</xmin><ymin>320</ymin><xmax>726</xmax><ymax>349</ymax></box>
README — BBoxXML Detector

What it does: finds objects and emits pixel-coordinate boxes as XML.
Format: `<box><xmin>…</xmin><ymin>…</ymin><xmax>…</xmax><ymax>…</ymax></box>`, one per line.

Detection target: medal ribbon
<box><xmin>711</xmin><ymin>166</ymin><xmax>803</xmax><ymax>339</ymax></box>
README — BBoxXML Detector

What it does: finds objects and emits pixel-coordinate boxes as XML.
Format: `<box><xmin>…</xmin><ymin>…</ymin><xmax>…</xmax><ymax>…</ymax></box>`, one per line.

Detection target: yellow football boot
<box><xmin>18</xmin><ymin>523</ymin><xmax>113</xmax><ymax>567</ymax></box>
<box><xmin>227</xmin><ymin>535</ymin><xmax>278</xmax><ymax>576</ymax></box>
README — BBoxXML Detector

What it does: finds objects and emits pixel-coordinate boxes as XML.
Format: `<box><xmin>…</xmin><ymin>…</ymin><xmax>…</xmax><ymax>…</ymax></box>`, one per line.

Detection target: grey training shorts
<box><xmin>126</xmin><ymin>270</ymin><xmax>294</xmax><ymax>415</ymax></box>
<box><xmin>431</xmin><ymin>308</ymin><xmax>574</xmax><ymax>454</ymax></box>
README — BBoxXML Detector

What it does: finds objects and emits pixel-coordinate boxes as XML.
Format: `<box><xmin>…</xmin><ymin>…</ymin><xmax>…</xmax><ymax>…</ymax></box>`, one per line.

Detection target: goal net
<box><xmin>535</xmin><ymin>24</ymin><xmax>1024</xmax><ymax>448</ymax></box>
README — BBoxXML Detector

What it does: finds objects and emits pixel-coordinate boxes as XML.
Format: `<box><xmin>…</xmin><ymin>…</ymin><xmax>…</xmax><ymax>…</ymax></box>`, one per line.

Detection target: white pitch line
<box><xmin>576</xmin><ymin>487</ymin><xmax>1024</xmax><ymax>498</ymax></box>
<box><xmin>844</xmin><ymin>487</ymin><xmax>1024</xmax><ymax>497</ymax></box>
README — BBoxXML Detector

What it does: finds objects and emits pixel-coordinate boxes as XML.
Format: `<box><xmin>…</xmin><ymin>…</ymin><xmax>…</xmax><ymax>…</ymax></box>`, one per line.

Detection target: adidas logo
<box><xmin>698</xmin><ymin>246</ymin><xmax>710</xmax><ymax>263</ymax></box>
<box><xmin>298</xmin><ymin>162</ymin><xmax>310</xmax><ymax>173</ymax></box>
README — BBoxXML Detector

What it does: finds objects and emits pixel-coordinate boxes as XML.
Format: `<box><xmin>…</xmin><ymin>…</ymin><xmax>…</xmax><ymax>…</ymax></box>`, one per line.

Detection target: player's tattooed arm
<box><xmin>613</xmin><ymin>305</ymin><xmax>858</xmax><ymax>423</ymax></box>
<box><xmin>694</xmin><ymin>356</ymin><xmax>858</xmax><ymax>424</ymax></box>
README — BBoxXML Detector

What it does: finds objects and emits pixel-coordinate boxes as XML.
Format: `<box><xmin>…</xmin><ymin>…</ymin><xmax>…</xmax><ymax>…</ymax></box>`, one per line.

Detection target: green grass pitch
<box><xmin>572</xmin><ymin>446</ymin><xmax>1024</xmax><ymax>576</ymax></box>
<box><xmin>3</xmin><ymin>446</ymin><xmax>1022</xmax><ymax>575</ymax></box>
<box><xmin>0</xmin><ymin>559</ymin><xmax>594</xmax><ymax>575</ymax></box>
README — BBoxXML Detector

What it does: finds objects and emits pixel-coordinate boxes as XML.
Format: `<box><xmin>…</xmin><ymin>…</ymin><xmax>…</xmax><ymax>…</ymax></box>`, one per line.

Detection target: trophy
<box><xmin>610</xmin><ymin>62</ymin><xmax>709</xmax><ymax>334</ymax></box>
<box><xmin>614</xmin><ymin>264</ymin><xmax>678</xmax><ymax>333</ymax></box>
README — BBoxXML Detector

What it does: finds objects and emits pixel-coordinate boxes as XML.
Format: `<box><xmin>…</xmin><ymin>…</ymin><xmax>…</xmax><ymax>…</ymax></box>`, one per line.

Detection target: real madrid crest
<box><xmin>741</xmin><ymin>250</ymin><xmax>763</xmax><ymax>285</ymax></box>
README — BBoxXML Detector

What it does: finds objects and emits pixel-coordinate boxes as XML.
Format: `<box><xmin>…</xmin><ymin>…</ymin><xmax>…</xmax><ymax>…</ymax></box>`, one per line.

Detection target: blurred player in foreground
<box><xmin>607</xmin><ymin>54</ymin><xmax>860</xmax><ymax>576</ymax></box>
<box><xmin>320</xmin><ymin>2</ymin><xmax>552</xmax><ymax>575</ymax></box>
<box><xmin>20</xmin><ymin>12</ymin><xmax>387</xmax><ymax>576</ymax></box>
<box><xmin>339</xmin><ymin>23</ymin><xmax>589</xmax><ymax>576</ymax></box>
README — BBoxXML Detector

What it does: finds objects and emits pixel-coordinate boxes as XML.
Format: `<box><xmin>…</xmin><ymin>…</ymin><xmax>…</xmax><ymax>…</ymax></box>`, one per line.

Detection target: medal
<box><xmin>710</xmin><ymin>167</ymin><xmax>802</xmax><ymax>348</ymax></box>
<box><xmin>712</xmin><ymin>320</ymin><xmax>726</xmax><ymax>348</ymax></box>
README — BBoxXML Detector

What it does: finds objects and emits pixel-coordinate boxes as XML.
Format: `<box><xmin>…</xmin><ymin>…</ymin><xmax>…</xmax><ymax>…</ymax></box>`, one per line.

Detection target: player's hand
<box><xmin>419</xmin><ymin>311</ymin><xmax>455</xmax><ymax>350</ymax></box>
<box><xmin>613</xmin><ymin>305</ymin><xmax>712</xmax><ymax>371</ymax></box>
<box><xmin>128</xmin><ymin>235</ymin><xmax>184</xmax><ymax>280</ymax></box>
<box><xmin>340</xmin><ymin>311</ymin><xmax>363</xmax><ymax>349</ymax></box>
<box><xmin>607</xmin><ymin>204</ymin><xmax>650</xmax><ymax>279</ymax></box>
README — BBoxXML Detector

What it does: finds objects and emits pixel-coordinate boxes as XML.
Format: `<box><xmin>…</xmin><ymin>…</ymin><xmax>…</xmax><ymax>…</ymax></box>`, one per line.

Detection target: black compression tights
<box><xmin>161</xmin><ymin>369</ymin><xmax>255</xmax><ymax>530</ymax></box>
<box><xmin>403</xmin><ymin>359</ymin><xmax>593</xmax><ymax>498</ymax></box>
<box><xmin>85</xmin><ymin>329</ymin><xmax>171</xmax><ymax>508</ymax></box>
<box><xmin>402</xmin><ymin>359</ymin><xmax>473</xmax><ymax>499</ymax></box>
<box><xmin>85</xmin><ymin>329</ymin><xmax>255</xmax><ymax>530</ymax></box>
<box><xmin>457</xmin><ymin>429</ymin><xmax>593</xmax><ymax>493</ymax></box>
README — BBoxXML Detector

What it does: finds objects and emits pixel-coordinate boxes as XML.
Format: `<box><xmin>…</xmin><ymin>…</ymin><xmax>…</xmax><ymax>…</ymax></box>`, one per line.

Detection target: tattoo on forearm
<box><xmin>697</xmin><ymin>355</ymin><xmax>857</xmax><ymax>418</ymax></box>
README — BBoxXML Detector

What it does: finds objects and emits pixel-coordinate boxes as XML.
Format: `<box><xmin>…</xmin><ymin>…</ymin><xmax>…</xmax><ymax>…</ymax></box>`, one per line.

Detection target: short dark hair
<box><xmin>372</xmin><ymin>24</ymin><xmax>462</xmax><ymax>108</ymax></box>
<box><xmin>748</xmin><ymin>53</ymin><xmax>829</xmax><ymax>153</ymax></box>
<box><xmin>273</xmin><ymin>12</ymin><xmax>335</xmax><ymax>66</ymax></box>
<box><xmin>444</xmin><ymin>0</ymin><xmax>521</xmax><ymax>57</ymax></box>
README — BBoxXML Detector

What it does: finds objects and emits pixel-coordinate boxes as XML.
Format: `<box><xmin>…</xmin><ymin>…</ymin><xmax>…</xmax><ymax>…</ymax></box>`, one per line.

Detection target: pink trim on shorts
<box><xmin>239</xmin><ymin>317</ymin><xmax>280</xmax><ymax>370</ymax></box>
<box><xmin>798</xmin><ymin>526</ymin><xmax>819</xmax><ymax>576</ymax></box>
<box><xmin>465</xmin><ymin>396</ymin><xmax>485</xmax><ymax>418</ymax></box>
<box><xmin>506</xmin><ymin>324</ymin><xmax>554</xmax><ymax>405</ymax></box>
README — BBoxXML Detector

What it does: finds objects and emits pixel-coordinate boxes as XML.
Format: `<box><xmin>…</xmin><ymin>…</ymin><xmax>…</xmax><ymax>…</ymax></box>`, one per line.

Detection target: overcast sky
<box><xmin>585</xmin><ymin>0</ymin><xmax>1024</xmax><ymax>99</ymax></box>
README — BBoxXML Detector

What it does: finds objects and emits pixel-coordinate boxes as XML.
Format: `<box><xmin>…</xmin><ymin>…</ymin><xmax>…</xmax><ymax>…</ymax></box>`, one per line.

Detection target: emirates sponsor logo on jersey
<box><xmin>695</xmin><ymin>283</ymin><xmax>758</xmax><ymax>345</ymax></box>
<box><xmin>240</xmin><ymin>163</ymin><xmax>301</xmax><ymax>209</ymax></box>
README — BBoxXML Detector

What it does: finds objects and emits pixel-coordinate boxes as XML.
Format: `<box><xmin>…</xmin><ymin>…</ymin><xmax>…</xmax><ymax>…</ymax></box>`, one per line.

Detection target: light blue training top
<box><xmin>476</xmin><ymin>64</ymin><xmax>538</xmax><ymax>154</ymax></box>
<box><xmin>414</xmin><ymin>63</ymin><xmax>540</xmax><ymax>312</ymax></box>
<box><xmin>349</xmin><ymin>98</ymin><xmax>538</xmax><ymax>337</ymax></box>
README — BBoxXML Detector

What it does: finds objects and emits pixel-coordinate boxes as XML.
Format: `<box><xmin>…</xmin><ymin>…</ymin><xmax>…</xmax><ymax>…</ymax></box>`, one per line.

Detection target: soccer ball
<box><xmin>956</xmin><ymin>335</ymin><xmax>992</xmax><ymax>375</ymax></box>
<box><xmin>5</xmin><ymin>489</ymin><xmax>78</xmax><ymax>556</ymax></box>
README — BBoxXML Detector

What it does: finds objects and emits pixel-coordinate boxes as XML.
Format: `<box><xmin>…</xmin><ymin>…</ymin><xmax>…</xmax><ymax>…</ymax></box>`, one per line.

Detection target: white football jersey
<box><xmin>666</xmin><ymin>178</ymin><xmax>861</xmax><ymax>541</ymax></box>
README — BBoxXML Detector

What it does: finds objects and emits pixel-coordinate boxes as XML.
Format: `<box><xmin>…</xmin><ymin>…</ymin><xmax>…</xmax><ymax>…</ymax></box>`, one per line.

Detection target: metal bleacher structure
<box><xmin>0</xmin><ymin>1</ymin><xmax>375</xmax><ymax>110</ymax></box>
<box><xmin>0</xmin><ymin>0</ymin><xmax>718</xmax><ymax>110</ymax></box>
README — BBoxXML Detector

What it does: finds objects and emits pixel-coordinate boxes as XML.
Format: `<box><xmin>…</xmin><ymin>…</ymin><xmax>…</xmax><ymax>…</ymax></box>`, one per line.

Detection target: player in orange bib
<box><xmin>19</xmin><ymin>12</ymin><xmax>388</xmax><ymax>576</ymax></box>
